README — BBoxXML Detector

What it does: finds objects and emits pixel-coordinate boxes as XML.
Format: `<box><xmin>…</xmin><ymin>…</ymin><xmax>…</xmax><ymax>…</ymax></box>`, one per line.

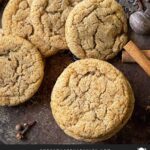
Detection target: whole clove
<box><xmin>15</xmin><ymin>121</ymin><xmax>37</xmax><ymax>140</ymax></box>
<box><xmin>15</xmin><ymin>124</ymin><xmax>24</xmax><ymax>131</ymax></box>
<box><xmin>16</xmin><ymin>132</ymin><xmax>24</xmax><ymax>140</ymax></box>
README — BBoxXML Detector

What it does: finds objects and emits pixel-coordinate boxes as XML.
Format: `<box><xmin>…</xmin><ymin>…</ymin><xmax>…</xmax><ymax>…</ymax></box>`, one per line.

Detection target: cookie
<box><xmin>0</xmin><ymin>35</ymin><xmax>44</xmax><ymax>106</ymax></box>
<box><xmin>2</xmin><ymin>0</ymin><xmax>33</xmax><ymax>42</ymax></box>
<box><xmin>2</xmin><ymin>0</ymin><xmax>56</xmax><ymax>57</ymax></box>
<box><xmin>65</xmin><ymin>0</ymin><xmax>128</xmax><ymax>60</ymax></box>
<box><xmin>30</xmin><ymin>0</ymin><xmax>82</xmax><ymax>57</ymax></box>
<box><xmin>51</xmin><ymin>59</ymin><xmax>134</xmax><ymax>142</ymax></box>
<box><xmin>0</xmin><ymin>29</ymin><xmax>3</xmax><ymax>37</ymax></box>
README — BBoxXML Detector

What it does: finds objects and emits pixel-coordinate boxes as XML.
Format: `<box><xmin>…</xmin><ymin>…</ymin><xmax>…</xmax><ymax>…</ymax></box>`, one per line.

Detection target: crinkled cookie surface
<box><xmin>51</xmin><ymin>59</ymin><xmax>134</xmax><ymax>142</ymax></box>
<box><xmin>2</xmin><ymin>0</ymin><xmax>33</xmax><ymax>41</ymax></box>
<box><xmin>65</xmin><ymin>0</ymin><xmax>128</xmax><ymax>60</ymax></box>
<box><xmin>0</xmin><ymin>35</ymin><xmax>44</xmax><ymax>106</ymax></box>
<box><xmin>30</xmin><ymin>0</ymin><xmax>82</xmax><ymax>57</ymax></box>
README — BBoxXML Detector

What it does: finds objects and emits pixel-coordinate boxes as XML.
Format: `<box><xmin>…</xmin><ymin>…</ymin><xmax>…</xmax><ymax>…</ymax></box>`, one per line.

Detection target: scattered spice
<box><xmin>119</xmin><ymin>0</ymin><xmax>143</xmax><ymax>17</ymax></box>
<box><xmin>23</xmin><ymin>123</ymin><xmax>28</xmax><ymax>127</ymax></box>
<box><xmin>119</xmin><ymin>0</ymin><xmax>150</xmax><ymax>19</ymax></box>
<box><xmin>15</xmin><ymin>121</ymin><xmax>37</xmax><ymax>140</ymax></box>
<box><xmin>16</xmin><ymin>132</ymin><xmax>24</xmax><ymax>140</ymax></box>
<box><xmin>15</xmin><ymin>124</ymin><xmax>24</xmax><ymax>132</ymax></box>
<box><xmin>136</xmin><ymin>0</ymin><xmax>144</xmax><ymax>11</ymax></box>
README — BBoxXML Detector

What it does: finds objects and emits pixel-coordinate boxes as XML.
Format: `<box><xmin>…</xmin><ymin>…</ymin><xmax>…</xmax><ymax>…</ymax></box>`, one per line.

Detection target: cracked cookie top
<box><xmin>2</xmin><ymin>0</ymin><xmax>59</xmax><ymax>57</ymax></box>
<box><xmin>0</xmin><ymin>29</ymin><xmax>3</xmax><ymax>37</ymax></box>
<box><xmin>0</xmin><ymin>35</ymin><xmax>44</xmax><ymax>106</ymax></box>
<box><xmin>65</xmin><ymin>0</ymin><xmax>128</xmax><ymax>60</ymax></box>
<box><xmin>51</xmin><ymin>59</ymin><xmax>134</xmax><ymax>142</ymax></box>
<box><xmin>30</xmin><ymin>0</ymin><xmax>82</xmax><ymax>57</ymax></box>
<box><xmin>2</xmin><ymin>0</ymin><xmax>33</xmax><ymax>42</ymax></box>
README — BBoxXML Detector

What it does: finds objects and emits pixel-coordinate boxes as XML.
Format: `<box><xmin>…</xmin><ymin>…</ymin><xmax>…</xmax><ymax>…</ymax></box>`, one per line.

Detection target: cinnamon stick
<box><xmin>122</xmin><ymin>50</ymin><xmax>150</xmax><ymax>63</ymax></box>
<box><xmin>124</xmin><ymin>41</ymin><xmax>150</xmax><ymax>76</ymax></box>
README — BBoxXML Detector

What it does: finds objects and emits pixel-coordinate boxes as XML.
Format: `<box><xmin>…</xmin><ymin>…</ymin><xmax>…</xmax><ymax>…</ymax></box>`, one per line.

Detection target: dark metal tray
<box><xmin>0</xmin><ymin>0</ymin><xmax>150</xmax><ymax>144</ymax></box>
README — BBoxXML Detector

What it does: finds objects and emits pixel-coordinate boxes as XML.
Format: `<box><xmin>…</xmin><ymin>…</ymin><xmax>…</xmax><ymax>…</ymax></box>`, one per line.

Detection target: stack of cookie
<box><xmin>2</xmin><ymin>0</ymin><xmax>83</xmax><ymax>57</ymax></box>
<box><xmin>0</xmin><ymin>0</ymin><xmax>135</xmax><ymax>142</ymax></box>
<box><xmin>2</xmin><ymin>0</ymin><xmax>128</xmax><ymax>59</ymax></box>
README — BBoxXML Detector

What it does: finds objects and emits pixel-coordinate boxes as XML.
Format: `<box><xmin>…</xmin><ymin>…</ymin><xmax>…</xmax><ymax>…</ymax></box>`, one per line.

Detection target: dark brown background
<box><xmin>0</xmin><ymin>0</ymin><xmax>150</xmax><ymax>144</ymax></box>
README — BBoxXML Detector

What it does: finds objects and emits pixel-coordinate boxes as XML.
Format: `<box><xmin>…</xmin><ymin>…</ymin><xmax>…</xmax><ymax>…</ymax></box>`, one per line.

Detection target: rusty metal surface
<box><xmin>0</xmin><ymin>0</ymin><xmax>150</xmax><ymax>144</ymax></box>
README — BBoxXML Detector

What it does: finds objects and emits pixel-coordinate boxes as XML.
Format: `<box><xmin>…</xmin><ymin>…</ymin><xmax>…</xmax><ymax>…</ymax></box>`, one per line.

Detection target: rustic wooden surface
<box><xmin>0</xmin><ymin>0</ymin><xmax>150</xmax><ymax>144</ymax></box>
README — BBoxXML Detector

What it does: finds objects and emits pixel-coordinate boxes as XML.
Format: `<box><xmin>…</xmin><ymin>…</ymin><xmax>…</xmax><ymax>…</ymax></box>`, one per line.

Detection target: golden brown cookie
<box><xmin>65</xmin><ymin>0</ymin><xmax>128</xmax><ymax>60</ymax></box>
<box><xmin>30</xmin><ymin>0</ymin><xmax>82</xmax><ymax>57</ymax></box>
<box><xmin>2</xmin><ymin>0</ymin><xmax>33</xmax><ymax>42</ymax></box>
<box><xmin>0</xmin><ymin>29</ymin><xmax>3</xmax><ymax>37</ymax></box>
<box><xmin>2</xmin><ymin>0</ymin><xmax>58</xmax><ymax>57</ymax></box>
<box><xmin>0</xmin><ymin>35</ymin><xmax>44</xmax><ymax>106</ymax></box>
<box><xmin>51</xmin><ymin>59</ymin><xmax>134</xmax><ymax>142</ymax></box>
